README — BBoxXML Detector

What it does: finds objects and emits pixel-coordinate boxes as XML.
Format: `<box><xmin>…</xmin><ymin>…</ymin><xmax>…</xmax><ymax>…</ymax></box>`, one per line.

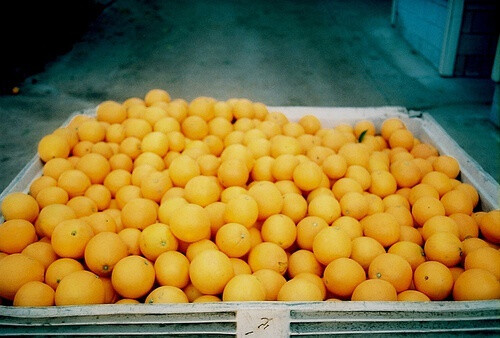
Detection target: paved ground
<box><xmin>0</xmin><ymin>0</ymin><xmax>498</xmax><ymax>193</ymax></box>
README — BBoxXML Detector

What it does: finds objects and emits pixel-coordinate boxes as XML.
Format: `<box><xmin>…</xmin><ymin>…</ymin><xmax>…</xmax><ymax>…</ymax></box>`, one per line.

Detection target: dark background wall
<box><xmin>0</xmin><ymin>0</ymin><xmax>106</xmax><ymax>94</ymax></box>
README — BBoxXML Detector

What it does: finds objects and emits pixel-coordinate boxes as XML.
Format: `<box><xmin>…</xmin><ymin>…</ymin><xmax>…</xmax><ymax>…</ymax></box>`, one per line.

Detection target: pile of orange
<box><xmin>0</xmin><ymin>89</ymin><xmax>499</xmax><ymax>306</ymax></box>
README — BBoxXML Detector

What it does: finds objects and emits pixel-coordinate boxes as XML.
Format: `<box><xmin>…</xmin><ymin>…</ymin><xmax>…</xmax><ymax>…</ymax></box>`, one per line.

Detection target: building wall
<box><xmin>454</xmin><ymin>0</ymin><xmax>499</xmax><ymax>77</ymax></box>
<box><xmin>395</xmin><ymin>0</ymin><xmax>448</xmax><ymax>70</ymax></box>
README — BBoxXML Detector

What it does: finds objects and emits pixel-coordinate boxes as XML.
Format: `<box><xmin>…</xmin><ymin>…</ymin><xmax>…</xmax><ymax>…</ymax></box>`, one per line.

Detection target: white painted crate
<box><xmin>0</xmin><ymin>106</ymin><xmax>499</xmax><ymax>336</ymax></box>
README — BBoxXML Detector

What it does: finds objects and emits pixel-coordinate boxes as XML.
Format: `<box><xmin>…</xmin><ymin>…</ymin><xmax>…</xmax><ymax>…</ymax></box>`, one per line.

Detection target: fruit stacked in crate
<box><xmin>0</xmin><ymin>89</ymin><xmax>499</xmax><ymax>306</ymax></box>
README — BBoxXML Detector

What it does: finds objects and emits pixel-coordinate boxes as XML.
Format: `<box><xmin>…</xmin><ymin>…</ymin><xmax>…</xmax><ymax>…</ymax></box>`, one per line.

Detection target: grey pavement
<box><xmin>0</xmin><ymin>0</ymin><xmax>498</xmax><ymax>193</ymax></box>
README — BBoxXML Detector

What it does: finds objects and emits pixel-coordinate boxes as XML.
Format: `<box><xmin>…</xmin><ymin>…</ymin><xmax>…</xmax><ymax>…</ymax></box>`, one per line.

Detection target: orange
<box><xmin>58</xmin><ymin>169</ymin><xmax>91</xmax><ymax>198</ymax></box>
<box><xmin>339</xmin><ymin>192</ymin><xmax>368</xmax><ymax>220</ymax></box>
<box><xmin>323</xmin><ymin>257</ymin><xmax>366</xmax><ymax>299</ymax></box>
<box><xmin>440</xmin><ymin>189</ymin><xmax>473</xmax><ymax>216</ymax></box>
<box><xmin>247</xmin><ymin>181</ymin><xmax>284</xmax><ymax>220</ymax></box>
<box><xmin>55</xmin><ymin>270</ymin><xmax>105</xmax><ymax>305</ymax></box>
<box><xmin>421</xmin><ymin>215</ymin><xmax>459</xmax><ymax>241</ymax></box>
<box><xmin>97</xmin><ymin>100</ymin><xmax>127</xmax><ymax>124</ymax></box>
<box><xmin>0</xmin><ymin>219</ymin><xmax>37</xmax><ymax>254</ymax></box>
<box><xmin>432</xmin><ymin>155</ymin><xmax>460</xmax><ymax>179</ymax></box>
<box><xmin>119</xmin><ymin>136</ymin><xmax>142</xmax><ymax>159</ymax></box>
<box><xmin>145</xmin><ymin>89</ymin><xmax>171</xmax><ymax>106</ymax></box>
<box><xmin>104</xmin><ymin>169</ymin><xmax>133</xmax><ymax>197</ymax></box>
<box><xmin>387</xmin><ymin>241</ymin><xmax>425</xmax><ymax>271</ymax></box>
<box><xmin>410</xmin><ymin>142</ymin><xmax>438</xmax><ymax>159</ymax></box>
<box><xmin>397</xmin><ymin>290</ymin><xmax>430</xmax><ymax>302</ymax></box>
<box><xmin>354</xmin><ymin>120</ymin><xmax>375</xmax><ymax>140</ymax></box>
<box><xmin>112</xmin><ymin>255</ymin><xmax>155</xmax><ymax>299</ymax></box>
<box><xmin>38</xmin><ymin>133</ymin><xmax>70</xmax><ymax>162</ymax></box>
<box><xmin>277</xmin><ymin>277</ymin><xmax>323</xmax><ymax>301</ymax></box>
<box><xmin>331</xmin><ymin>216</ymin><xmax>363</xmax><ymax>239</ymax></box>
<box><xmin>294</xmin><ymin>272</ymin><xmax>326</xmax><ymax>300</ymax></box>
<box><xmin>411</xmin><ymin>196</ymin><xmax>445</xmax><ymax>226</ymax></box>
<box><xmin>364</xmin><ymin>193</ymin><xmax>385</xmax><ymax>215</ymax></box>
<box><xmin>72</xmin><ymin>140</ymin><xmax>93</xmax><ymax>157</ymax></box>
<box><xmin>115</xmin><ymin>184</ymin><xmax>142</xmax><ymax>209</ymax></box>
<box><xmin>139</xmin><ymin>223</ymin><xmax>178</xmax><ymax>261</ymax></box>
<box><xmin>361</xmin><ymin>212</ymin><xmax>400</xmax><ymax>247</ymax></box>
<box><xmin>45</xmin><ymin>258</ymin><xmax>84</xmax><ymax>290</ymax></box>
<box><xmin>154</xmin><ymin>251</ymin><xmax>190</xmax><ymax>288</ymax></box>
<box><xmin>296</xmin><ymin>216</ymin><xmax>329</xmax><ymax>250</ymax></box>
<box><xmin>390</xmin><ymin>159</ymin><xmax>421</xmax><ymax>188</ymax></box>
<box><xmin>351</xmin><ymin>232</ymin><xmax>385</xmax><ymax>270</ymax></box>
<box><xmin>77</xmin><ymin>119</ymin><xmax>106</xmax><ymax>143</ymax></box>
<box><xmin>298</xmin><ymin>114</ymin><xmax>321</xmax><ymax>134</ymax></box>
<box><xmin>85</xmin><ymin>211</ymin><xmax>117</xmax><ymax>234</ymax></box>
<box><xmin>106</xmin><ymin>123</ymin><xmax>126</xmax><ymax>144</ymax></box>
<box><xmin>121</xmin><ymin>198</ymin><xmax>158</xmax><ymax>230</ymax></box>
<box><xmin>307</xmin><ymin>145</ymin><xmax>334</xmax><ymax>165</ymax></box>
<box><xmin>189</xmin><ymin>249</ymin><xmax>234</xmax><ymax>295</ymax></box>
<box><xmin>184</xmin><ymin>175</ymin><xmax>221</xmax><ymax>207</ymax></box>
<box><xmin>260</xmin><ymin>214</ymin><xmax>297</xmax><ymax>249</ymax></box>
<box><xmin>453</xmin><ymin>269</ymin><xmax>500</xmax><ymax>301</ymax></box>
<box><xmin>118</xmin><ymin>228</ymin><xmax>142</xmax><ymax>256</ymax></box>
<box><xmin>0</xmin><ymin>253</ymin><xmax>45</xmax><ymax>300</ymax></box>
<box><xmin>42</xmin><ymin>158</ymin><xmax>73</xmax><ymax>180</ymax></box>
<box><xmin>185</xmin><ymin>239</ymin><xmax>219</xmax><ymax>261</ymax></box>
<box><xmin>270</xmin><ymin>135</ymin><xmax>302</xmax><ymax>158</ymax></box>
<box><xmin>134</xmin><ymin>152</ymin><xmax>165</xmax><ymax>171</ymax></box>
<box><xmin>221</xmin><ymin>194</ymin><xmax>257</xmax><ymax>229</ymax></box>
<box><xmin>424</xmin><ymin>232</ymin><xmax>463</xmax><ymax>267</ymax></box>
<box><xmin>281</xmin><ymin>192</ymin><xmax>308</xmax><ymax>223</ymax></box>
<box><xmin>454</xmin><ymin>183</ymin><xmax>479</xmax><ymax>208</ymax></box>
<box><xmin>462</xmin><ymin>237</ymin><xmax>490</xmax><ymax>262</ymax></box>
<box><xmin>408</xmin><ymin>183</ymin><xmax>440</xmax><ymax>205</ymax></box>
<box><xmin>197</xmin><ymin>153</ymin><xmax>221</xmax><ymax>176</ymax></box>
<box><xmin>248</xmin><ymin>242</ymin><xmax>288</xmax><ymax>275</ymax></box>
<box><xmin>478</xmin><ymin>210</ymin><xmax>500</xmax><ymax>244</ymax></box>
<box><xmin>85</xmin><ymin>232</ymin><xmax>128</xmax><ymax>277</ymax></box>
<box><xmin>345</xmin><ymin>165</ymin><xmax>371</xmax><ymax>191</ymax></box>
<box><xmin>158</xmin><ymin>197</ymin><xmax>188</xmax><ymax>226</ymax></box>
<box><xmin>66</xmin><ymin>196</ymin><xmax>97</xmax><ymax>218</ymax></box>
<box><xmin>385</xmin><ymin>205</ymin><xmax>414</xmax><ymax>227</ymax></box>
<box><xmin>291</xmin><ymin>160</ymin><xmax>322</xmax><ymax>191</ymax></box>
<box><xmin>382</xmin><ymin>192</ymin><xmax>410</xmax><ymax>209</ymax></box>
<box><xmin>252</xmin><ymin>269</ymin><xmax>286</xmax><ymax>301</ymax></box>
<box><xmin>168</xmin><ymin>154</ymin><xmax>201</xmax><ymax>187</ymax></box>
<box><xmin>169</xmin><ymin>203</ymin><xmax>211</xmax><ymax>243</ymax></box>
<box><xmin>222</xmin><ymin>274</ymin><xmax>266</xmax><ymax>301</ymax></box>
<box><xmin>338</xmin><ymin>143</ymin><xmax>370</xmax><ymax>168</ymax></box>
<box><xmin>21</xmin><ymin>241</ymin><xmax>57</xmax><ymax>269</ymax></box>
<box><xmin>381</xmin><ymin>118</ymin><xmax>406</xmax><ymax>141</ymax></box>
<box><xmin>312</xmin><ymin>227</ymin><xmax>352</xmax><ymax>265</ymax></box>
<box><xmin>141</xmin><ymin>171</ymin><xmax>172</xmax><ymax>203</ymax></box>
<box><xmin>36</xmin><ymin>203</ymin><xmax>77</xmax><ymax>238</ymax></box>
<box><xmin>84</xmin><ymin>184</ymin><xmax>112</xmax><ymax>210</ymax></box>
<box><xmin>421</xmin><ymin>171</ymin><xmax>453</xmax><ymax>197</ymax></box>
<box><xmin>413</xmin><ymin>261</ymin><xmax>454</xmax><ymax>300</ymax></box>
<box><xmin>51</xmin><ymin>219</ymin><xmax>94</xmax><ymax>259</ymax></box>
<box><xmin>399</xmin><ymin>225</ymin><xmax>424</xmax><ymax>246</ymax></box>
<box><xmin>181</xmin><ymin>115</ymin><xmax>209</xmax><ymax>140</ymax></box>
<box><xmin>215</xmin><ymin>222</ymin><xmax>251</xmax><ymax>258</ymax></box>
<box><xmin>322</xmin><ymin>154</ymin><xmax>348</xmax><ymax>180</ymax></box>
<box><xmin>351</xmin><ymin>279</ymin><xmax>397</xmax><ymax>301</ymax></box>
<box><xmin>388</xmin><ymin>129</ymin><xmax>414</xmax><ymax>151</ymax></box>
<box><xmin>464</xmin><ymin>246</ymin><xmax>500</xmax><ymax>279</ymax></box>
<box><xmin>288</xmin><ymin>249</ymin><xmax>323</xmax><ymax>278</ymax></box>
<box><xmin>413</xmin><ymin>158</ymin><xmax>433</xmax><ymax>177</ymax></box>
<box><xmin>145</xmin><ymin>286</ymin><xmax>188</xmax><ymax>304</ymax></box>
<box><xmin>368</xmin><ymin>253</ymin><xmax>412</xmax><ymax>292</ymax></box>
<box><xmin>1</xmin><ymin>192</ymin><xmax>39</xmax><ymax>223</ymax></box>
<box><xmin>29</xmin><ymin>176</ymin><xmax>58</xmax><ymax>199</ymax></box>
<box><xmin>143</xmin><ymin>106</ymin><xmax>168</xmax><ymax>126</ymax></box>
<box><xmin>230</xmin><ymin>257</ymin><xmax>252</xmax><ymax>275</ymax></box>
<box><xmin>308</xmin><ymin>194</ymin><xmax>341</xmax><ymax>224</ymax></box>
<box><xmin>53</xmin><ymin>127</ymin><xmax>79</xmax><ymax>149</ymax></box>
<box><xmin>331</xmin><ymin>178</ymin><xmax>363</xmax><ymax>200</ymax></box>
<box><xmin>13</xmin><ymin>281</ymin><xmax>55</xmax><ymax>307</ymax></box>
<box><xmin>449</xmin><ymin>213</ymin><xmax>478</xmax><ymax>241</ymax></box>
<box><xmin>369</xmin><ymin>170</ymin><xmax>397</xmax><ymax>198</ymax></box>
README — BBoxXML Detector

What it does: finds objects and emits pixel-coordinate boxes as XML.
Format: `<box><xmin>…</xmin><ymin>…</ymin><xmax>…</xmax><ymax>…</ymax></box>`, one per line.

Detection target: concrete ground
<box><xmin>0</xmin><ymin>0</ymin><xmax>498</xmax><ymax>193</ymax></box>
